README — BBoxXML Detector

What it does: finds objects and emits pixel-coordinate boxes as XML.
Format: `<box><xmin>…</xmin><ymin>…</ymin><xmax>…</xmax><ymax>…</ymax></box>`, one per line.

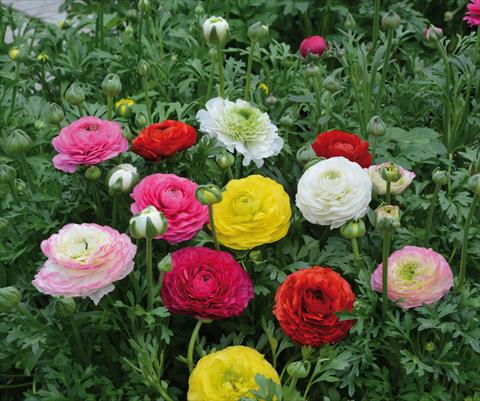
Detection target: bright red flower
<box><xmin>312</xmin><ymin>130</ymin><xmax>372</xmax><ymax>168</ymax></box>
<box><xmin>131</xmin><ymin>120</ymin><xmax>197</xmax><ymax>162</ymax></box>
<box><xmin>161</xmin><ymin>247</ymin><xmax>254</xmax><ymax>320</ymax></box>
<box><xmin>273</xmin><ymin>266</ymin><xmax>355</xmax><ymax>347</ymax></box>
<box><xmin>299</xmin><ymin>36</ymin><xmax>328</xmax><ymax>58</ymax></box>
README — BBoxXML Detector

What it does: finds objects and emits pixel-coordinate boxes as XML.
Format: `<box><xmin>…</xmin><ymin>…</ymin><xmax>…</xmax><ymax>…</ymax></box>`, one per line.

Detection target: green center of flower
<box><xmin>399</xmin><ymin>261</ymin><xmax>419</xmax><ymax>282</ymax></box>
<box><xmin>233</xmin><ymin>193</ymin><xmax>260</xmax><ymax>216</ymax></box>
<box><xmin>210</xmin><ymin>17</ymin><xmax>223</xmax><ymax>23</ymax></box>
<box><xmin>224</xmin><ymin>106</ymin><xmax>267</xmax><ymax>143</ymax></box>
<box><xmin>325</xmin><ymin>170</ymin><xmax>340</xmax><ymax>180</ymax></box>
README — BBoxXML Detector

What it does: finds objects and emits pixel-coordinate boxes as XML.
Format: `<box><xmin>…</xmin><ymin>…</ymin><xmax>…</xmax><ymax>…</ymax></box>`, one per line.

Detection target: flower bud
<box><xmin>0</xmin><ymin>164</ymin><xmax>17</xmax><ymax>184</ymax></box>
<box><xmin>158</xmin><ymin>254</ymin><xmax>173</xmax><ymax>272</ymax></box>
<box><xmin>432</xmin><ymin>169</ymin><xmax>448</xmax><ymax>186</ymax></box>
<box><xmin>414</xmin><ymin>58</ymin><xmax>424</xmax><ymax>75</ymax></box>
<box><xmin>58</xmin><ymin>19</ymin><xmax>70</xmax><ymax>29</ymax></box>
<box><xmin>265</xmin><ymin>94</ymin><xmax>278</xmax><ymax>107</ymax></box>
<box><xmin>15</xmin><ymin>179</ymin><xmax>26</xmax><ymax>193</ymax></box>
<box><xmin>107</xmin><ymin>164</ymin><xmax>139</xmax><ymax>196</ymax></box>
<box><xmin>3</xmin><ymin>129</ymin><xmax>32</xmax><ymax>155</ymax></box>
<box><xmin>367</xmin><ymin>115</ymin><xmax>386</xmax><ymax>137</ymax></box>
<box><xmin>195</xmin><ymin>184</ymin><xmax>223</xmax><ymax>205</ymax></box>
<box><xmin>344</xmin><ymin>13</ymin><xmax>356</xmax><ymax>30</ymax></box>
<box><xmin>380</xmin><ymin>163</ymin><xmax>401</xmax><ymax>182</ymax></box>
<box><xmin>129</xmin><ymin>205</ymin><xmax>168</xmax><ymax>239</ymax></box>
<box><xmin>216</xmin><ymin>151</ymin><xmax>235</xmax><ymax>169</ymax></box>
<box><xmin>279</xmin><ymin>115</ymin><xmax>294</xmax><ymax>128</ymax></box>
<box><xmin>375</xmin><ymin>204</ymin><xmax>401</xmax><ymax>232</ymax></box>
<box><xmin>323</xmin><ymin>74</ymin><xmax>341</xmax><ymax>93</ymax></box>
<box><xmin>203</xmin><ymin>16</ymin><xmax>229</xmax><ymax>46</ymax></box>
<box><xmin>138</xmin><ymin>0</ymin><xmax>151</xmax><ymax>13</ymax></box>
<box><xmin>382</xmin><ymin>11</ymin><xmax>401</xmax><ymax>30</ymax></box>
<box><xmin>138</xmin><ymin>59</ymin><xmax>150</xmax><ymax>77</ymax></box>
<box><xmin>8</xmin><ymin>46</ymin><xmax>27</xmax><ymax>62</ymax></box>
<box><xmin>116</xmin><ymin>98</ymin><xmax>135</xmax><ymax>117</ymax></box>
<box><xmin>287</xmin><ymin>361</ymin><xmax>310</xmax><ymax>379</ymax></box>
<box><xmin>444</xmin><ymin>11</ymin><xmax>454</xmax><ymax>22</ymax></box>
<box><xmin>34</xmin><ymin>120</ymin><xmax>46</xmax><ymax>130</ymax></box>
<box><xmin>306</xmin><ymin>64</ymin><xmax>321</xmax><ymax>77</ymax></box>
<box><xmin>121</xmin><ymin>123</ymin><xmax>134</xmax><ymax>141</ymax></box>
<box><xmin>424</xmin><ymin>342</ymin><xmax>435</xmax><ymax>352</ymax></box>
<box><xmin>296</xmin><ymin>144</ymin><xmax>317</xmax><ymax>166</ymax></box>
<box><xmin>54</xmin><ymin>296</ymin><xmax>76</xmax><ymax>318</ymax></box>
<box><xmin>102</xmin><ymin>73</ymin><xmax>122</xmax><ymax>98</ymax></box>
<box><xmin>247</xmin><ymin>22</ymin><xmax>269</xmax><ymax>42</ymax></box>
<box><xmin>339</xmin><ymin>219</ymin><xmax>366</xmax><ymax>240</ymax></box>
<box><xmin>0</xmin><ymin>287</ymin><xmax>21</xmax><ymax>313</ymax></box>
<box><xmin>194</xmin><ymin>3</ymin><xmax>205</xmax><ymax>15</ymax></box>
<box><xmin>135</xmin><ymin>112</ymin><xmax>148</xmax><ymax>128</ymax></box>
<box><xmin>65</xmin><ymin>84</ymin><xmax>85</xmax><ymax>106</ymax></box>
<box><xmin>423</xmin><ymin>25</ymin><xmax>443</xmax><ymax>43</ymax></box>
<box><xmin>467</xmin><ymin>174</ymin><xmax>480</xmax><ymax>195</ymax></box>
<box><xmin>47</xmin><ymin>103</ymin><xmax>65</xmax><ymax>124</ymax></box>
<box><xmin>84</xmin><ymin>166</ymin><xmax>102</xmax><ymax>181</ymax></box>
<box><xmin>37</xmin><ymin>53</ymin><xmax>49</xmax><ymax>63</ymax></box>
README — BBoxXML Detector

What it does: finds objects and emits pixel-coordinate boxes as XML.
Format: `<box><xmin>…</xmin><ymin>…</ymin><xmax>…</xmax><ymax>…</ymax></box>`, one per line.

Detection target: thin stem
<box><xmin>107</xmin><ymin>95</ymin><xmax>113</xmax><ymax>120</ymax></box>
<box><xmin>372</xmin><ymin>0</ymin><xmax>381</xmax><ymax>48</ymax></box>
<box><xmin>382</xmin><ymin>230</ymin><xmax>391</xmax><ymax>318</ymax></box>
<box><xmin>424</xmin><ymin>184</ymin><xmax>440</xmax><ymax>244</ymax></box>
<box><xmin>216</xmin><ymin>44</ymin><xmax>225</xmax><ymax>98</ymax></box>
<box><xmin>208</xmin><ymin>204</ymin><xmax>220</xmax><ymax>250</ymax></box>
<box><xmin>154</xmin><ymin>383</ymin><xmax>174</xmax><ymax>401</ymax></box>
<box><xmin>386</xmin><ymin>181</ymin><xmax>391</xmax><ymax>203</ymax></box>
<box><xmin>146</xmin><ymin>238</ymin><xmax>153</xmax><ymax>311</ymax></box>
<box><xmin>351</xmin><ymin>237</ymin><xmax>361</xmax><ymax>267</ymax></box>
<box><xmin>206</xmin><ymin>59</ymin><xmax>215</xmax><ymax>100</ymax></box>
<box><xmin>374</xmin><ymin>28</ymin><xmax>394</xmax><ymax>114</ymax></box>
<box><xmin>0</xmin><ymin>382</ymin><xmax>33</xmax><ymax>389</ymax></box>
<box><xmin>138</xmin><ymin>12</ymin><xmax>144</xmax><ymax>61</ymax></box>
<box><xmin>77</xmin><ymin>103</ymin><xmax>86</xmax><ymax>117</ymax></box>
<box><xmin>371</xmin><ymin>136</ymin><xmax>378</xmax><ymax>161</ymax></box>
<box><xmin>312</xmin><ymin>74</ymin><xmax>323</xmax><ymax>124</ymax></box>
<box><xmin>226</xmin><ymin>166</ymin><xmax>234</xmax><ymax>181</ymax></box>
<box><xmin>112</xmin><ymin>197</ymin><xmax>118</xmax><ymax>228</ymax></box>
<box><xmin>9</xmin><ymin>61</ymin><xmax>20</xmax><ymax>118</ymax></box>
<box><xmin>244</xmin><ymin>40</ymin><xmax>256</xmax><ymax>101</ymax></box>
<box><xmin>458</xmin><ymin>193</ymin><xmax>479</xmax><ymax>290</ymax></box>
<box><xmin>143</xmin><ymin>75</ymin><xmax>152</xmax><ymax>124</ymax></box>
<box><xmin>435</xmin><ymin>40</ymin><xmax>452</xmax><ymax>152</ymax></box>
<box><xmin>187</xmin><ymin>320</ymin><xmax>203</xmax><ymax>373</ymax></box>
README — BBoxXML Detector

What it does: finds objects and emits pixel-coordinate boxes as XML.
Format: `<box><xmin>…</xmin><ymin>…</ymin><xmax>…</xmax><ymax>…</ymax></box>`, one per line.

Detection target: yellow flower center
<box><xmin>232</xmin><ymin>193</ymin><xmax>259</xmax><ymax>216</ymax></box>
<box><xmin>399</xmin><ymin>260</ymin><xmax>419</xmax><ymax>282</ymax></box>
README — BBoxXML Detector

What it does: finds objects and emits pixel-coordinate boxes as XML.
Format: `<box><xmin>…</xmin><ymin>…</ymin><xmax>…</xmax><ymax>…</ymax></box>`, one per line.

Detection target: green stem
<box><xmin>20</xmin><ymin>154</ymin><xmax>34</xmax><ymax>190</ymax></box>
<box><xmin>464</xmin><ymin>27</ymin><xmax>480</xmax><ymax>115</ymax></box>
<box><xmin>226</xmin><ymin>166</ymin><xmax>234</xmax><ymax>181</ymax></box>
<box><xmin>77</xmin><ymin>103</ymin><xmax>86</xmax><ymax>117</ymax></box>
<box><xmin>435</xmin><ymin>40</ymin><xmax>452</xmax><ymax>152</ymax></box>
<box><xmin>187</xmin><ymin>320</ymin><xmax>203</xmax><ymax>373</ymax></box>
<box><xmin>206</xmin><ymin>59</ymin><xmax>215</xmax><ymax>100</ymax></box>
<box><xmin>382</xmin><ymin>230</ymin><xmax>391</xmax><ymax>318</ymax></box>
<box><xmin>216</xmin><ymin>44</ymin><xmax>225</xmax><ymax>98</ymax></box>
<box><xmin>289</xmin><ymin>377</ymin><xmax>298</xmax><ymax>392</ymax></box>
<box><xmin>143</xmin><ymin>75</ymin><xmax>152</xmax><ymax>124</ymax></box>
<box><xmin>372</xmin><ymin>0</ymin><xmax>381</xmax><ymax>48</ymax></box>
<box><xmin>352</xmin><ymin>237</ymin><xmax>361</xmax><ymax>267</ymax></box>
<box><xmin>374</xmin><ymin>28</ymin><xmax>394</xmax><ymax>114</ymax></box>
<box><xmin>312</xmin><ymin>74</ymin><xmax>323</xmax><ymax>124</ymax></box>
<box><xmin>371</xmin><ymin>136</ymin><xmax>378</xmax><ymax>161</ymax></box>
<box><xmin>424</xmin><ymin>184</ymin><xmax>440</xmax><ymax>244</ymax></box>
<box><xmin>154</xmin><ymin>383</ymin><xmax>174</xmax><ymax>401</ymax></box>
<box><xmin>244</xmin><ymin>40</ymin><xmax>256</xmax><ymax>101</ymax></box>
<box><xmin>386</xmin><ymin>181</ymin><xmax>391</xmax><ymax>203</ymax></box>
<box><xmin>99</xmin><ymin>1</ymin><xmax>104</xmax><ymax>50</ymax></box>
<box><xmin>208</xmin><ymin>204</ymin><xmax>220</xmax><ymax>250</ymax></box>
<box><xmin>107</xmin><ymin>95</ymin><xmax>113</xmax><ymax>120</ymax></box>
<box><xmin>458</xmin><ymin>193</ymin><xmax>479</xmax><ymax>290</ymax></box>
<box><xmin>146</xmin><ymin>238</ymin><xmax>153</xmax><ymax>311</ymax></box>
<box><xmin>138</xmin><ymin>12</ymin><xmax>144</xmax><ymax>61</ymax></box>
<box><xmin>9</xmin><ymin>61</ymin><xmax>20</xmax><ymax>118</ymax></box>
<box><xmin>0</xmin><ymin>382</ymin><xmax>33</xmax><ymax>389</ymax></box>
<box><xmin>71</xmin><ymin>316</ymin><xmax>88</xmax><ymax>365</ymax></box>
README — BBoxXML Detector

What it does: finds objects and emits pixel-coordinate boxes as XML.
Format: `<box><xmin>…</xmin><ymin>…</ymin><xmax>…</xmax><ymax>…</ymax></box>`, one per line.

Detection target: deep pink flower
<box><xmin>130</xmin><ymin>174</ymin><xmax>209</xmax><ymax>244</ymax></box>
<box><xmin>299</xmin><ymin>36</ymin><xmax>328</xmax><ymax>58</ymax></box>
<box><xmin>52</xmin><ymin>116</ymin><xmax>128</xmax><ymax>173</ymax></box>
<box><xmin>32</xmin><ymin>223</ymin><xmax>137</xmax><ymax>304</ymax></box>
<box><xmin>161</xmin><ymin>247</ymin><xmax>254</xmax><ymax>320</ymax></box>
<box><xmin>464</xmin><ymin>0</ymin><xmax>480</xmax><ymax>26</ymax></box>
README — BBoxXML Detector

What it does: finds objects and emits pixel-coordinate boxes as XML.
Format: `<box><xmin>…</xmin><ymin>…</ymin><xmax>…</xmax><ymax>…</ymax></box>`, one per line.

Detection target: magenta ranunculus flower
<box><xmin>464</xmin><ymin>0</ymin><xmax>480</xmax><ymax>26</ymax></box>
<box><xmin>161</xmin><ymin>247</ymin><xmax>254</xmax><ymax>320</ymax></box>
<box><xmin>299</xmin><ymin>35</ymin><xmax>328</xmax><ymax>58</ymax></box>
<box><xmin>32</xmin><ymin>223</ymin><xmax>137</xmax><ymax>304</ymax></box>
<box><xmin>130</xmin><ymin>174</ymin><xmax>209</xmax><ymax>244</ymax></box>
<box><xmin>52</xmin><ymin>116</ymin><xmax>128</xmax><ymax>173</ymax></box>
<box><xmin>371</xmin><ymin>246</ymin><xmax>453</xmax><ymax>309</ymax></box>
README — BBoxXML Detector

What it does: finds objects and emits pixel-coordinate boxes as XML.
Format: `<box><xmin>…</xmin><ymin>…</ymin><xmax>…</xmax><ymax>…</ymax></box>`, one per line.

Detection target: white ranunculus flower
<box><xmin>196</xmin><ymin>97</ymin><xmax>283</xmax><ymax>168</ymax></box>
<box><xmin>203</xmin><ymin>16</ymin><xmax>229</xmax><ymax>45</ymax></box>
<box><xmin>296</xmin><ymin>157</ymin><xmax>372</xmax><ymax>229</ymax></box>
<box><xmin>367</xmin><ymin>163</ymin><xmax>416</xmax><ymax>195</ymax></box>
<box><xmin>108</xmin><ymin>164</ymin><xmax>139</xmax><ymax>194</ymax></box>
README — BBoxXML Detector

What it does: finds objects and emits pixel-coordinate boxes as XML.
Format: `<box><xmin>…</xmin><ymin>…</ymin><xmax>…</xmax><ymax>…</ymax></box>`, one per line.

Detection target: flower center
<box><xmin>399</xmin><ymin>261</ymin><xmax>420</xmax><ymax>282</ymax></box>
<box><xmin>232</xmin><ymin>193</ymin><xmax>259</xmax><ymax>216</ymax></box>
<box><xmin>224</xmin><ymin>106</ymin><xmax>266</xmax><ymax>142</ymax></box>
<box><xmin>333</xmin><ymin>141</ymin><xmax>354</xmax><ymax>153</ymax></box>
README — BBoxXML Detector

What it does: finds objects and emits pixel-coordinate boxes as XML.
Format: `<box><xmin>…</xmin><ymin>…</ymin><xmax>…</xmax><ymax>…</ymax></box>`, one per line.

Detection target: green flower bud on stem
<box><xmin>158</xmin><ymin>254</ymin><xmax>173</xmax><ymax>273</ymax></box>
<box><xmin>375</xmin><ymin>204</ymin><xmax>401</xmax><ymax>232</ymax></box>
<box><xmin>247</xmin><ymin>22</ymin><xmax>269</xmax><ymax>42</ymax></box>
<box><xmin>340</xmin><ymin>219</ymin><xmax>366</xmax><ymax>240</ymax></box>
<box><xmin>84</xmin><ymin>166</ymin><xmax>102</xmax><ymax>181</ymax></box>
<box><xmin>279</xmin><ymin>115</ymin><xmax>294</xmax><ymax>128</ymax></box>
<box><xmin>0</xmin><ymin>287</ymin><xmax>21</xmax><ymax>313</ymax></box>
<box><xmin>367</xmin><ymin>115</ymin><xmax>386</xmax><ymax>137</ymax></box>
<box><xmin>8</xmin><ymin>46</ymin><xmax>27</xmax><ymax>62</ymax></box>
<box><xmin>65</xmin><ymin>84</ymin><xmax>85</xmax><ymax>106</ymax></box>
<box><xmin>138</xmin><ymin>59</ymin><xmax>150</xmax><ymax>77</ymax></box>
<box><xmin>265</xmin><ymin>94</ymin><xmax>278</xmax><ymax>107</ymax></box>
<box><xmin>129</xmin><ymin>206</ymin><xmax>168</xmax><ymax>239</ymax></box>
<box><xmin>287</xmin><ymin>361</ymin><xmax>310</xmax><ymax>379</ymax></box>
<box><xmin>432</xmin><ymin>168</ymin><xmax>448</xmax><ymax>186</ymax></box>
<box><xmin>203</xmin><ymin>16</ymin><xmax>229</xmax><ymax>46</ymax></box>
<box><xmin>102</xmin><ymin>73</ymin><xmax>122</xmax><ymax>97</ymax></box>
<box><xmin>195</xmin><ymin>184</ymin><xmax>223</xmax><ymax>205</ymax></box>
<box><xmin>135</xmin><ymin>112</ymin><xmax>148</xmax><ymax>128</ymax></box>
<box><xmin>323</xmin><ymin>74</ymin><xmax>341</xmax><ymax>93</ymax></box>
<box><xmin>296</xmin><ymin>145</ymin><xmax>317</xmax><ymax>166</ymax></box>
<box><xmin>306</xmin><ymin>64</ymin><xmax>321</xmax><ymax>78</ymax></box>
<box><xmin>107</xmin><ymin>164</ymin><xmax>139</xmax><ymax>196</ymax></box>
<box><xmin>216</xmin><ymin>151</ymin><xmax>235</xmax><ymax>169</ymax></box>
<box><xmin>382</xmin><ymin>11</ymin><xmax>401</xmax><ymax>30</ymax></box>
<box><xmin>380</xmin><ymin>163</ymin><xmax>401</xmax><ymax>182</ymax></box>
<box><xmin>3</xmin><ymin>129</ymin><xmax>32</xmax><ymax>156</ymax></box>
<box><xmin>48</xmin><ymin>103</ymin><xmax>65</xmax><ymax>125</ymax></box>
<box><xmin>0</xmin><ymin>164</ymin><xmax>17</xmax><ymax>184</ymax></box>
<box><xmin>344</xmin><ymin>13</ymin><xmax>356</xmax><ymax>30</ymax></box>
<box><xmin>54</xmin><ymin>296</ymin><xmax>76</xmax><ymax>318</ymax></box>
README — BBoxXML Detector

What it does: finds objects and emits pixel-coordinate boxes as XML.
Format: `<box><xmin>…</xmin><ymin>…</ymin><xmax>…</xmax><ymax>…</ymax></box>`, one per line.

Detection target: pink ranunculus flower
<box><xmin>130</xmin><ymin>174</ymin><xmax>209</xmax><ymax>244</ymax></box>
<box><xmin>32</xmin><ymin>223</ymin><xmax>137</xmax><ymax>304</ymax></box>
<box><xmin>161</xmin><ymin>247</ymin><xmax>254</xmax><ymax>320</ymax></box>
<box><xmin>52</xmin><ymin>116</ymin><xmax>128</xmax><ymax>173</ymax></box>
<box><xmin>371</xmin><ymin>246</ymin><xmax>453</xmax><ymax>309</ymax></box>
<box><xmin>367</xmin><ymin>163</ymin><xmax>416</xmax><ymax>195</ymax></box>
<box><xmin>299</xmin><ymin>35</ymin><xmax>328</xmax><ymax>58</ymax></box>
<box><xmin>464</xmin><ymin>0</ymin><xmax>480</xmax><ymax>26</ymax></box>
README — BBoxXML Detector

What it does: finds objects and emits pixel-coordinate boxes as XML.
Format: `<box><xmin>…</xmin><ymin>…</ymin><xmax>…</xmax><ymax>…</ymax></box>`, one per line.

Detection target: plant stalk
<box><xmin>424</xmin><ymin>184</ymin><xmax>440</xmax><ymax>244</ymax></box>
<box><xmin>187</xmin><ymin>320</ymin><xmax>203</xmax><ymax>373</ymax></box>
<box><xmin>244</xmin><ymin>40</ymin><xmax>256</xmax><ymax>101</ymax></box>
<box><xmin>208</xmin><ymin>204</ymin><xmax>220</xmax><ymax>250</ymax></box>
<box><xmin>216</xmin><ymin>44</ymin><xmax>225</xmax><ymax>98</ymax></box>
<box><xmin>146</xmin><ymin>238</ymin><xmax>154</xmax><ymax>311</ymax></box>
<box><xmin>458</xmin><ymin>193</ymin><xmax>479</xmax><ymax>290</ymax></box>
<box><xmin>374</xmin><ymin>28</ymin><xmax>394</xmax><ymax>114</ymax></box>
<box><xmin>382</xmin><ymin>230</ymin><xmax>391</xmax><ymax>317</ymax></box>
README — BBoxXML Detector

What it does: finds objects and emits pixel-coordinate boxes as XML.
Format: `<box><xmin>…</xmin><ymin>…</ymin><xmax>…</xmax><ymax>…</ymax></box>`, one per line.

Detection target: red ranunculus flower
<box><xmin>312</xmin><ymin>130</ymin><xmax>372</xmax><ymax>168</ymax></box>
<box><xmin>161</xmin><ymin>247</ymin><xmax>254</xmax><ymax>320</ymax></box>
<box><xmin>299</xmin><ymin>35</ymin><xmax>328</xmax><ymax>58</ymax></box>
<box><xmin>132</xmin><ymin>120</ymin><xmax>197</xmax><ymax>161</ymax></box>
<box><xmin>273</xmin><ymin>266</ymin><xmax>355</xmax><ymax>347</ymax></box>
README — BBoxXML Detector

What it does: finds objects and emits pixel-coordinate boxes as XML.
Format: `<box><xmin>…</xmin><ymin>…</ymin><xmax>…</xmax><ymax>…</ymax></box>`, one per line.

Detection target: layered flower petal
<box><xmin>464</xmin><ymin>0</ymin><xmax>480</xmax><ymax>26</ymax></box>
<box><xmin>367</xmin><ymin>163</ymin><xmax>416</xmax><ymax>195</ymax></box>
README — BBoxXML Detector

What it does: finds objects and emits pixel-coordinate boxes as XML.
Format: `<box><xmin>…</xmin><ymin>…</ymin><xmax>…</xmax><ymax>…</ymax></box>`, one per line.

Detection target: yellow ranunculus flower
<box><xmin>212</xmin><ymin>175</ymin><xmax>291</xmax><ymax>250</ymax></box>
<box><xmin>115</xmin><ymin>98</ymin><xmax>135</xmax><ymax>116</ymax></box>
<box><xmin>187</xmin><ymin>346</ymin><xmax>280</xmax><ymax>401</ymax></box>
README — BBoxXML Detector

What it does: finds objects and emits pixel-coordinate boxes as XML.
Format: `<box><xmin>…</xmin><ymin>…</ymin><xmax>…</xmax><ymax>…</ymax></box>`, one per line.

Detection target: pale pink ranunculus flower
<box><xmin>52</xmin><ymin>116</ymin><xmax>128</xmax><ymax>173</ymax></box>
<box><xmin>367</xmin><ymin>163</ymin><xmax>415</xmax><ymax>195</ymax></box>
<box><xmin>464</xmin><ymin>0</ymin><xmax>480</xmax><ymax>26</ymax></box>
<box><xmin>371</xmin><ymin>245</ymin><xmax>453</xmax><ymax>309</ymax></box>
<box><xmin>32</xmin><ymin>223</ymin><xmax>137</xmax><ymax>304</ymax></box>
<box><xmin>130</xmin><ymin>173</ymin><xmax>209</xmax><ymax>244</ymax></box>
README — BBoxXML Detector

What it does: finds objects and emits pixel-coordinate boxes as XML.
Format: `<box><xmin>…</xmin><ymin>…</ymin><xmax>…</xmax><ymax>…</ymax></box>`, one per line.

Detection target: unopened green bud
<box><xmin>65</xmin><ymin>84</ymin><xmax>85</xmax><ymax>106</ymax></box>
<box><xmin>382</xmin><ymin>11</ymin><xmax>401</xmax><ymax>30</ymax></box>
<box><xmin>84</xmin><ymin>166</ymin><xmax>102</xmax><ymax>181</ymax></box>
<box><xmin>265</xmin><ymin>94</ymin><xmax>278</xmax><ymax>107</ymax></box>
<box><xmin>323</xmin><ymin>74</ymin><xmax>341</xmax><ymax>93</ymax></box>
<box><xmin>424</xmin><ymin>342</ymin><xmax>435</xmax><ymax>352</ymax></box>
<box><xmin>37</xmin><ymin>53</ymin><xmax>49</xmax><ymax>63</ymax></box>
<box><xmin>195</xmin><ymin>184</ymin><xmax>223</xmax><ymax>205</ymax></box>
<box><xmin>121</xmin><ymin>123</ymin><xmax>134</xmax><ymax>141</ymax></box>
<box><xmin>367</xmin><ymin>115</ymin><xmax>386</xmax><ymax>137</ymax></box>
<box><xmin>344</xmin><ymin>13</ymin><xmax>356</xmax><ymax>30</ymax></box>
<box><xmin>138</xmin><ymin>0</ymin><xmax>151</xmax><ymax>13</ymax></box>
<box><xmin>296</xmin><ymin>144</ymin><xmax>317</xmax><ymax>166</ymax></box>
<box><xmin>58</xmin><ymin>19</ymin><xmax>70</xmax><ymax>29</ymax></box>
<box><xmin>34</xmin><ymin>120</ymin><xmax>46</xmax><ymax>130</ymax></box>
<box><xmin>444</xmin><ymin>11</ymin><xmax>454</xmax><ymax>22</ymax></box>
<box><xmin>216</xmin><ymin>151</ymin><xmax>235</xmax><ymax>169</ymax></box>
<box><xmin>0</xmin><ymin>287</ymin><xmax>21</xmax><ymax>313</ymax></box>
<box><xmin>129</xmin><ymin>206</ymin><xmax>168</xmax><ymax>239</ymax></box>
<box><xmin>158</xmin><ymin>254</ymin><xmax>173</xmax><ymax>272</ymax></box>
<box><xmin>8</xmin><ymin>46</ymin><xmax>27</xmax><ymax>62</ymax></box>
<box><xmin>54</xmin><ymin>297</ymin><xmax>76</xmax><ymax>318</ymax></box>
<box><xmin>432</xmin><ymin>169</ymin><xmax>448</xmax><ymax>186</ymax></box>
<box><xmin>135</xmin><ymin>112</ymin><xmax>148</xmax><ymax>128</ymax></box>
<box><xmin>48</xmin><ymin>103</ymin><xmax>65</xmax><ymax>124</ymax></box>
<box><xmin>102</xmin><ymin>73</ymin><xmax>122</xmax><ymax>97</ymax></box>
<box><xmin>248</xmin><ymin>22</ymin><xmax>269</xmax><ymax>42</ymax></box>
<box><xmin>306</xmin><ymin>64</ymin><xmax>321</xmax><ymax>77</ymax></box>
<box><xmin>287</xmin><ymin>361</ymin><xmax>310</xmax><ymax>379</ymax></box>
<box><xmin>340</xmin><ymin>219</ymin><xmax>366</xmax><ymax>240</ymax></box>
<box><xmin>138</xmin><ymin>59</ymin><xmax>150</xmax><ymax>77</ymax></box>
<box><xmin>375</xmin><ymin>204</ymin><xmax>401</xmax><ymax>232</ymax></box>
<box><xmin>14</xmin><ymin>179</ymin><xmax>26</xmax><ymax>193</ymax></box>
<box><xmin>423</xmin><ymin>25</ymin><xmax>443</xmax><ymax>43</ymax></box>
<box><xmin>107</xmin><ymin>164</ymin><xmax>139</xmax><ymax>196</ymax></box>
<box><xmin>279</xmin><ymin>115</ymin><xmax>294</xmax><ymax>128</ymax></box>
<box><xmin>0</xmin><ymin>165</ymin><xmax>17</xmax><ymax>183</ymax></box>
<box><xmin>3</xmin><ymin>129</ymin><xmax>32</xmax><ymax>155</ymax></box>
<box><xmin>467</xmin><ymin>174</ymin><xmax>480</xmax><ymax>195</ymax></box>
<box><xmin>380</xmin><ymin>163</ymin><xmax>401</xmax><ymax>182</ymax></box>
<box><xmin>194</xmin><ymin>3</ymin><xmax>205</xmax><ymax>15</ymax></box>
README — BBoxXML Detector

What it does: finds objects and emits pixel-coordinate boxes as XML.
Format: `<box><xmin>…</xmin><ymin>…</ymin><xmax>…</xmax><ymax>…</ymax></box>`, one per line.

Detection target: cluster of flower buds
<box><xmin>130</xmin><ymin>205</ymin><xmax>168</xmax><ymax>239</ymax></box>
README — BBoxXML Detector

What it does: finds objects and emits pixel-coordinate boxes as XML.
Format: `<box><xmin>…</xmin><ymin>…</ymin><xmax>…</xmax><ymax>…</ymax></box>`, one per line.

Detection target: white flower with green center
<box><xmin>196</xmin><ymin>97</ymin><xmax>283</xmax><ymax>167</ymax></box>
